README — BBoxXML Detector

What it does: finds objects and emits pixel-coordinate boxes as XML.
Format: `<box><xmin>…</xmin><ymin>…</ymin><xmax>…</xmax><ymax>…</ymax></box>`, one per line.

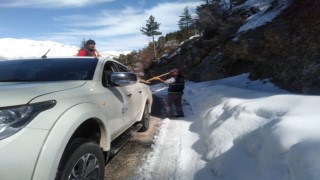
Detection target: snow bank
<box><xmin>184</xmin><ymin>74</ymin><xmax>320</xmax><ymax>180</ymax></box>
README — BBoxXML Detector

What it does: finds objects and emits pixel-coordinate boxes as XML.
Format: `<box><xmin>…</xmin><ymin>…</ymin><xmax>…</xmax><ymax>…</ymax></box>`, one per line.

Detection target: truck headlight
<box><xmin>0</xmin><ymin>100</ymin><xmax>56</xmax><ymax>140</ymax></box>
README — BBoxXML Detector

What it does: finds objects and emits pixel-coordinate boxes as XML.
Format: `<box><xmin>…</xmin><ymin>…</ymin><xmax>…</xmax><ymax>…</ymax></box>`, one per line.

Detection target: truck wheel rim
<box><xmin>68</xmin><ymin>153</ymin><xmax>100</xmax><ymax>180</ymax></box>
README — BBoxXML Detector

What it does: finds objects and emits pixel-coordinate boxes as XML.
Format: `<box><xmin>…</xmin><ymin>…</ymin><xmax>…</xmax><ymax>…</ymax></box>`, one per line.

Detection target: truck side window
<box><xmin>102</xmin><ymin>63</ymin><xmax>115</xmax><ymax>87</ymax></box>
<box><xmin>113</xmin><ymin>62</ymin><xmax>130</xmax><ymax>73</ymax></box>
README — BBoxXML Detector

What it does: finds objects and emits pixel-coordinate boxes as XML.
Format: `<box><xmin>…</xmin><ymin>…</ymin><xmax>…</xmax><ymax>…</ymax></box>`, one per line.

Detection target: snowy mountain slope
<box><xmin>0</xmin><ymin>38</ymin><xmax>121</xmax><ymax>59</ymax></box>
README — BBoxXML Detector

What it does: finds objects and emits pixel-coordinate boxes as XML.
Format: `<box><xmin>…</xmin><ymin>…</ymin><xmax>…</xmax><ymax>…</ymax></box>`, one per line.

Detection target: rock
<box><xmin>146</xmin><ymin>0</ymin><xmax>320</xmax><ymax>94</ymax></box>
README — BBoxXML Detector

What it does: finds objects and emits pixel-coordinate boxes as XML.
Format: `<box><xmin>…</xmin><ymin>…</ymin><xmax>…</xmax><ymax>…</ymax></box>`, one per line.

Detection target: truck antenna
<box><xmin>41</xmin><ymin>49</ymin><xmax>51</xmax><ymax>59</ymax></box>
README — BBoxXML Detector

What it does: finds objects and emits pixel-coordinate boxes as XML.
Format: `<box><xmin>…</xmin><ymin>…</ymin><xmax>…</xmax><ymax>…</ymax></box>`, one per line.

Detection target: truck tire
<box><xmin>55</xmin><ymin>138</ymin><xmax>105</xmax><ymax>180</ymax></box>
<box><xmin>139</xmin><ymin>104</ymin><xmax>150</xmax><ymax>132</ymax></box>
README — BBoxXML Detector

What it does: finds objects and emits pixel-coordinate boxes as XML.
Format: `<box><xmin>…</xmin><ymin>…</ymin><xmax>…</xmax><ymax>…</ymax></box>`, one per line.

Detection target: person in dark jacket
<box><xmin>77</xmin><ymin>39</ymin><xmax>99</xmax><ymax>57</ymax></box>
<box><xmin>154</xmin><ymin>68</ymin><xmax>185</xmax><ymax>118</ymax></box>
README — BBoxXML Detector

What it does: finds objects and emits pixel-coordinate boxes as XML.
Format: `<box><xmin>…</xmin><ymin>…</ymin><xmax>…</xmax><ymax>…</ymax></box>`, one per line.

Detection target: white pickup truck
<box><xmin>0</xmin><ymin>57</ymin><xmax>153</xmax><ymax>180</ymax></box>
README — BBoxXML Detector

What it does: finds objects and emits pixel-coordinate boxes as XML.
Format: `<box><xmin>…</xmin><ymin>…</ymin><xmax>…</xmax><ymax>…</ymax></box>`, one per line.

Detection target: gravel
<box><xmin>104</xmin><ymin>117</ymin><xmax>161</xmax><ymax>180</ymax></box>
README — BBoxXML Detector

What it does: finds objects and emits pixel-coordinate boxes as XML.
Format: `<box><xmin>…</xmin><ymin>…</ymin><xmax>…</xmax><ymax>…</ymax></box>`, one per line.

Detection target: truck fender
<box><xmin>32</xmin><ymin>103</ymin><xmax>110</xmax><ymax>180</ymax></box>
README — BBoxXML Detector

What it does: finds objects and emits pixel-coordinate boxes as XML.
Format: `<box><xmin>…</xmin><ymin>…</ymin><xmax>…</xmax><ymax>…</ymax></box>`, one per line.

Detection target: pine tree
<box><xmin>178</xmin><ymin>6</ymin><xmax>194</xmax><ymax>37</ymax></box>
<box><xmin>140</xmin><ymin>15</ymin><xmax>162</xmax><ymax>60</ymax></box>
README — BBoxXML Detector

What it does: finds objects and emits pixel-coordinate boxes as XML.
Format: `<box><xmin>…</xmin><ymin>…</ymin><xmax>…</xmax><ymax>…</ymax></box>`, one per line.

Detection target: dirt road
<box><xmin>104</xmin><ymin>95</ymin><xmax>164</xmax><ymax>180</ymax></box>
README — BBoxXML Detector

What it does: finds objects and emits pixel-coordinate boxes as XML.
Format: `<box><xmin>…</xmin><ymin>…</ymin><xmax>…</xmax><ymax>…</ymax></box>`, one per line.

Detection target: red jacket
<box><xmin>77</xmin><ymin>48</ymin><xmax>97</xmax><ymax>57</ymax></box>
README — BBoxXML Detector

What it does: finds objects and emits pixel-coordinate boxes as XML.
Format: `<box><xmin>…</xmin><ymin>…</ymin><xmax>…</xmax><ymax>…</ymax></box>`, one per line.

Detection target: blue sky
<box><xmin>0</xmin><ymin>0</ymin><xmax>201</xmax><ymax>52</ymax></box>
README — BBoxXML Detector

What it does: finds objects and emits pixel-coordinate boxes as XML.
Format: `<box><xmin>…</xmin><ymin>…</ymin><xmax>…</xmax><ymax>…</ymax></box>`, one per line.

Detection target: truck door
<box><xmin>101</xmin><ymin>62</ymin><xmax>130</xmax><ymax>139</ymax></box>
<box><xmin>112</xmin><ymin>62</ymin><xmax>143</xmax><ymax>124</ymax></box>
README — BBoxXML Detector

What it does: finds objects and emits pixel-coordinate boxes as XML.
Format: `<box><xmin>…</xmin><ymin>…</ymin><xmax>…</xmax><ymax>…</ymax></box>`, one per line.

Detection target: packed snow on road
<box><xmin>132</xmin><ymin>73</ymin><xmax>320</xmax><ymax>180</ymax></box>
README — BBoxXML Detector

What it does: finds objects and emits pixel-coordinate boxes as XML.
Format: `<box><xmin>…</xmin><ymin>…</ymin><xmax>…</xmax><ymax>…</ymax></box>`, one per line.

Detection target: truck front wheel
<box><xmin>139</xmin><ymin>104</ymin><xmax>150</xmax><ymax>132</ymax></box>
<box><xmin>56</xmin><ymin>139</ymin><xmax>105</xmax><ymax>180</ymax></box>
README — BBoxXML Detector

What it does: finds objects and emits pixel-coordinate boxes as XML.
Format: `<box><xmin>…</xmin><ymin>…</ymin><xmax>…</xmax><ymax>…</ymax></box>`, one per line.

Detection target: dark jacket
<box><xmin>168</xmin><ymin>75</ymin><xmax>185</xmax><ymax>95</ymax></box>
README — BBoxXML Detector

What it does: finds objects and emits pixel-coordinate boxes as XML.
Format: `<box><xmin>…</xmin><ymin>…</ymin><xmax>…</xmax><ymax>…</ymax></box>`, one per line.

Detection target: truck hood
<box><xmin>0</xmin><ymin>81</ymin><xmax>86</xmax><ymax>107</ymax></box>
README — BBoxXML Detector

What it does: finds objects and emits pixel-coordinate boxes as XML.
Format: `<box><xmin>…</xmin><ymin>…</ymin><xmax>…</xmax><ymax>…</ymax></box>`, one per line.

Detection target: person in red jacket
<box><xmin>77</xmin><ymin>39</ymin><xmax>98</xmax><ymax>57</ymax></box>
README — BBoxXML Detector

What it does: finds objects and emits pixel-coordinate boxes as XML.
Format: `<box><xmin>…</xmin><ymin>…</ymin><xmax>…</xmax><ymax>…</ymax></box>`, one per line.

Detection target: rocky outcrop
<box><xmin>225</xmin><ymin>0</ymin><xmax>320</xmax><ymax>94</ymax></box>
<box><xmin>146</xmin><ymin>0</ymin><xmax>320</xmax><ymax>94</ymax></box>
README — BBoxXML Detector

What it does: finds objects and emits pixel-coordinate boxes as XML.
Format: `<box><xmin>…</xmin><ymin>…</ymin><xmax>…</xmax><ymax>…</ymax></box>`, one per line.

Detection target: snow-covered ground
<box><xmin>134</xmin><ymin>74</ymin><xmax>320</xmax><ymax>180</ymax></box>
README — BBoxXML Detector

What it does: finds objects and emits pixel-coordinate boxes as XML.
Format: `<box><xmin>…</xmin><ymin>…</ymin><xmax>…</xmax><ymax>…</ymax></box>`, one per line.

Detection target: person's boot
<box><xmin>166</xmin><ymin>111</ymin><xmax>173</xmax><ymax>118</ymax></box>
<box><xmin>174</xmin><ymin>114</ymin><xmax>184</xmax><ymax>118</ymax></box>
<box><xmin>175</xmin><ymin>110</ymin><xmax>184</xmax><ymax>118</ymax></box>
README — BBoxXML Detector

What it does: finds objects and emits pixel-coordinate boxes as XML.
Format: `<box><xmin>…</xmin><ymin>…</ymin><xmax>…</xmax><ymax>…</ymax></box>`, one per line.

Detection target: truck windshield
<box><xmin>0</xmin><ymin>58</ymin><xmax>98</xmax><ymax>82</ymax></box>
